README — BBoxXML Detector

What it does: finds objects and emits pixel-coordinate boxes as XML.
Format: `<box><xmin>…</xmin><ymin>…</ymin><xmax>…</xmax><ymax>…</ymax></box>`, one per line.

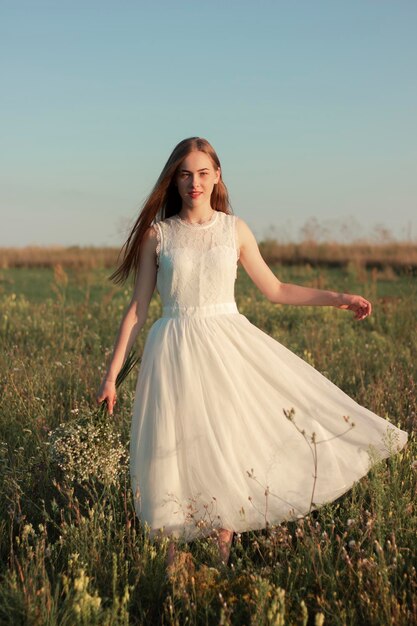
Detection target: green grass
<box><xmin>0</xmin><ymin>265</ymin><xmax>416</xmax><ymax>625</ymax></box>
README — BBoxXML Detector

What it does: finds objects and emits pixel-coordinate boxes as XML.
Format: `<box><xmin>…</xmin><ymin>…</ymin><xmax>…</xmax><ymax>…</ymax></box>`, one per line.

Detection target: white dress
<box><xmin>129</xmin><ymin>210</ymin><xmax>408</xmax><ymax>542</ymax></box>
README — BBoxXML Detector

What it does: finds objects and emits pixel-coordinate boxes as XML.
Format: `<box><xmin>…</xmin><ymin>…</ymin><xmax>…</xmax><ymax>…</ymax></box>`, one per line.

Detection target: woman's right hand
<box><xmin>96</xmin><ymin>379</ymin><xmax>117</xmax><ymax>416</ymax></box>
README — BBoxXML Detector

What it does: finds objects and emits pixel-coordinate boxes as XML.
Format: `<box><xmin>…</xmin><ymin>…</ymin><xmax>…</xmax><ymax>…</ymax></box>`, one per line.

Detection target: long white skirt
<box><xmin>129</xmin><ymin>307</ymin><xmax>408</xmax><ymax>542</ymax></box>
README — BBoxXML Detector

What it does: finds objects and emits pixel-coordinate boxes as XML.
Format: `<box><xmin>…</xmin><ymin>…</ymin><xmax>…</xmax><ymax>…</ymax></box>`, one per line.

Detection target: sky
<box><xmin>1</xmin><ymin>0</ymin><xmax>416</xmax><ymax>246</ymax></box>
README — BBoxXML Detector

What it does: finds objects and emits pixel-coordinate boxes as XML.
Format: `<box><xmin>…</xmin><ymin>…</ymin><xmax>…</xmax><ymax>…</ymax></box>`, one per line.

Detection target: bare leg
<box><xmin>165</xmin><ymin>538</ymin><xmax>196</xmax><ymax>582</ymax></box>
<box><xmin>165</xmin><ymin>539</ymin><xmax>177</xmax><ymax>568</ymax></box>
<box><xmin>216</xmin><ymin>528</ymin><xmax>234</xmax><ymax>566</ymax></box>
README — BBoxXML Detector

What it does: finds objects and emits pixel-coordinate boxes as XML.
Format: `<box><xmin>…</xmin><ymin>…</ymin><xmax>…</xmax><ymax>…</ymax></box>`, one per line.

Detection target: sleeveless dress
<box><xmin>129</xmin><ymin>210</ymin><xmax>408</xmax><ymax>542</ymax></box>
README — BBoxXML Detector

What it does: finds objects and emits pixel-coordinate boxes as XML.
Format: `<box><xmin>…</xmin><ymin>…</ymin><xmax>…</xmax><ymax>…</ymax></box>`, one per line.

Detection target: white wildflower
<box><xmin>46</xmin><ymin>410</ymin><xmax>128</xmax><ymax>486</ymax></box>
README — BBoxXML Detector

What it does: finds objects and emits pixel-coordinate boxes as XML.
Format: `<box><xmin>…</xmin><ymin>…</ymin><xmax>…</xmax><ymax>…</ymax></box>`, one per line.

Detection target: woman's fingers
<box><xmin>354</xmin><ymin>299</ymin><xmax>371</xmax><ymax>320</ymax></box>
<box><xmin>96</xmin><ymin>380</ymin><xmax>117</xmax><ymax>413</ymax></box>
<box><xmin>107</xmin><ymin>395</ymin><xmax>117</xmax><ymax>415</ymax></box>
<box><xmin>338</xmin><ymin>295</ymin><xmax>372</xmax><ymax>320</ymax></box>
<box><xmin>360</xmin><ymin>298</ymin><xmax>371</xmax><ymax>317</ymax></box>
<box><xmin>96</xmin><ymin>392</ymin><xmax>117</xmax><ymax>415</ymax></box>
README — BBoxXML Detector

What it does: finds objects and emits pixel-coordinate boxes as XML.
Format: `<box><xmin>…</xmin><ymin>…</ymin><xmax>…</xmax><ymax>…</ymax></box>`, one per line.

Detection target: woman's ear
<box><xmin>215</xmin><ymin>167</ymin><xmax>221</xmax><ymax>184</ymax></box>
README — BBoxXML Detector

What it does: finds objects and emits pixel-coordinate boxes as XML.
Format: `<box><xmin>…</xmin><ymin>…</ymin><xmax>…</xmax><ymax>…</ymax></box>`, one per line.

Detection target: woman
<box><xmin>97</xmin><ymin>137</ymin><xmax>408</xmax><ymax>570</ymax></box>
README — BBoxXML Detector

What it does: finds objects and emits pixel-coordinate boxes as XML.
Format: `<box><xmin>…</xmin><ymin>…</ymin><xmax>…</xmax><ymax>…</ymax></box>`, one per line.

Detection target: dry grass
<box><xmin>1</xmin><ymin>240</ymin><xmax>417</xmax><ymax>273</ymax></box>
<box><xmin>258</xmin><ymin>240</ymin><xmax>417</xmax><ymax>273</ymax></box>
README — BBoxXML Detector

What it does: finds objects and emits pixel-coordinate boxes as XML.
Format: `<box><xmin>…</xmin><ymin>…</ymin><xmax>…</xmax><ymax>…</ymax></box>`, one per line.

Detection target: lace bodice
<box><xmin>152</xmin><ymin>211</ymin><xmax>240</xmax><ymax>315</ymax></box>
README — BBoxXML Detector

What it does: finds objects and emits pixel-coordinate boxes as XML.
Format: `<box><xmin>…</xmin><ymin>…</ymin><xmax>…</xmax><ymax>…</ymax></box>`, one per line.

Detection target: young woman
<box><xmin>96</xmin><ymin>137</ymin><xmax>408</xmax><ymax>570</ymax></box>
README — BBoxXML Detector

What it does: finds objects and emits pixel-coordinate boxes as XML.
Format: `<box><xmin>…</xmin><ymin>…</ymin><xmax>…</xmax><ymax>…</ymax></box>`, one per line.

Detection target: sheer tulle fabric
<box><xmin>129</xmin><ymin>212</ymin><xmax>408</xmax><ymax>542</ymax></box>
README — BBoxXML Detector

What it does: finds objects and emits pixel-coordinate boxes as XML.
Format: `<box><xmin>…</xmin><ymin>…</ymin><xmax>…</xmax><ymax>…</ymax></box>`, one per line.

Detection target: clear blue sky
<box><xmin>1</xmin><ymin>0</ymin><xmax>416</xmax><ymax>246</ymax></box>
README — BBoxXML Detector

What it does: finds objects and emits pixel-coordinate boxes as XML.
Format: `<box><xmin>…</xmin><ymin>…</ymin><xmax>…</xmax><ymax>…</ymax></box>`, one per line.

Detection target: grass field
<box><xmin>0</xmin><ymin>260</ymin><xmax>416</xmax><ymax>625</ymax></box>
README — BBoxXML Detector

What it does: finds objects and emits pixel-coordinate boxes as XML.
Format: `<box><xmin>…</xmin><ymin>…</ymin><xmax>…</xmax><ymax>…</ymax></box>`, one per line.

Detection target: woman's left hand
<box><xmin>336</xmin><ymin>294</ymin><xmax>372</xmax><ymax>320</ymax></box>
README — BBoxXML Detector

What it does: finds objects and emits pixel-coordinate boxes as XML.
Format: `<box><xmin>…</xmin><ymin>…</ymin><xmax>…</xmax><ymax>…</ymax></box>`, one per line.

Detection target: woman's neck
<box><xmin>178</xmin><ymin>205</ymin><xmax>215</xmax><ymax>224</ymax></box>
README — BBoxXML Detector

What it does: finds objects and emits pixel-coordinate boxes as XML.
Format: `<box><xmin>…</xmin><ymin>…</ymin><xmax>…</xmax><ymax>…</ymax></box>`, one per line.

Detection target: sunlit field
<box><xmin>0</xmin><ymin>250</ymin><xmax>416</xmax><ymax>625</ymax></box>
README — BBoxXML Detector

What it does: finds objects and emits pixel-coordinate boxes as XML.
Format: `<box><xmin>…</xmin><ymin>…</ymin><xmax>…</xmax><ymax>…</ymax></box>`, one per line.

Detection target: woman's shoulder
<box><xmin>143</xmin><ymin>225</ymin><xmax>159</xmax><ymax>254</ymax></box>
<box><xmin>150</xmin><ymin>216</ymin><xmax>175</xmax><ymax>232</ymax></box>
<box><xmin>221</xmin><ymin>212</ymin><xmax>247</xmax><ymax>234</ymax></box>
<box><xmin>232</xmin><ymin>214</ymin><xmax>249</xmax><ymax>227</ymax></box>
<box><xmin>233</xmin><ymin>215</ymin><xmax>255</xmax><ymax>248</ymax></box>
<box><xmin>156</xmin><ymin>215</ymin><xmax>178</xmax><ymax>228</ymax></box>
<box><xmin>222</xmin><ymin>211</ymin><xmax>241</xmax><ymax>223</ymax></box>
<box><xmin>229</xmin><ymin>213</ymin><xmax>246</xmax><ymax>230</ymax></box>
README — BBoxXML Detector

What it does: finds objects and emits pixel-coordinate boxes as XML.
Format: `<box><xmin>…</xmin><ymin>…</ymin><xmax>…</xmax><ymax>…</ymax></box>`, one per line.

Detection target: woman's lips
<box><xmin>188</xmin><ymin>192</ymin><xmax>202</xmax><ymax>198</ymax></box>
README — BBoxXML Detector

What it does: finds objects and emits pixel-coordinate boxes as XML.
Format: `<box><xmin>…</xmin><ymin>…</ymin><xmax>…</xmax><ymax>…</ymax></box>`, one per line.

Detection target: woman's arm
<box><xmin>96</xmin><ymin>226</ymin><xmax>158</xmax><ymax>413</ymax></box>
<box><xmin>236</xmin><ymin>217</ymin><xmax>372</xmax><ymax>320</ymax></box>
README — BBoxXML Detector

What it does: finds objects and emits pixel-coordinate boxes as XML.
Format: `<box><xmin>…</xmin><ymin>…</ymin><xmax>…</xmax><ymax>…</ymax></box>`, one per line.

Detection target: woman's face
<box><xmin>175</xmin><ymin>151</ymin><xmax>220</xmax><ymax>210</ymax></box>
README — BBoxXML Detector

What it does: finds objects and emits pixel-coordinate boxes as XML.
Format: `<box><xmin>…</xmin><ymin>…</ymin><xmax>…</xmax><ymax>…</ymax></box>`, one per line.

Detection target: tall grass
<box><xmin>0</xmin><ymin>263</ymin><xmax>416</xmax><ymax>625</ymax></box>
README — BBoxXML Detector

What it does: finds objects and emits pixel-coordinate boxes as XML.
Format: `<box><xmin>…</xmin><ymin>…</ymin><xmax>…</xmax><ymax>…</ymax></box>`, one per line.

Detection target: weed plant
<box><xmin>0</xmin><ymin>264</ymin><xmax>416</xmax><ymax>625</ymax></box>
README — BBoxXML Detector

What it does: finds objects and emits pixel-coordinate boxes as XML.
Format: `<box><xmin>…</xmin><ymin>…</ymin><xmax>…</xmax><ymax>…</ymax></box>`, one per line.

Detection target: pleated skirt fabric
<box><xmin>129</xmin><ymin>305</ymin><xmax>408</xmax><ymax>542</ymax></box>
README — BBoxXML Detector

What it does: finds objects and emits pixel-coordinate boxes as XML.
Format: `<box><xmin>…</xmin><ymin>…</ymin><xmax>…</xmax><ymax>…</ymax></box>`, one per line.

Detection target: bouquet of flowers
<box><xmin>46</xmin><ymin>350</ymin><xmax>140</xmax><ymax>487</ymax></box>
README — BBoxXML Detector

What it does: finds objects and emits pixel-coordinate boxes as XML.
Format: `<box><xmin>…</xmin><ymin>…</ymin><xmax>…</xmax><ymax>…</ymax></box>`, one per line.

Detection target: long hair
<box><xmin>109</xmin><ymin>137</ymin><xmax>232</xmax><ymax>285</ymax></box>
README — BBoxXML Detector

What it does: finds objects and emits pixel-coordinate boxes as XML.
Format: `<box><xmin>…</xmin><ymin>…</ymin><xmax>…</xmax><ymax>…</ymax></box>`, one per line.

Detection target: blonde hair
<box><xmin>109</xmin><ymin>137</ymin><xmax>232</xmax><ymax>285</ymax></box>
